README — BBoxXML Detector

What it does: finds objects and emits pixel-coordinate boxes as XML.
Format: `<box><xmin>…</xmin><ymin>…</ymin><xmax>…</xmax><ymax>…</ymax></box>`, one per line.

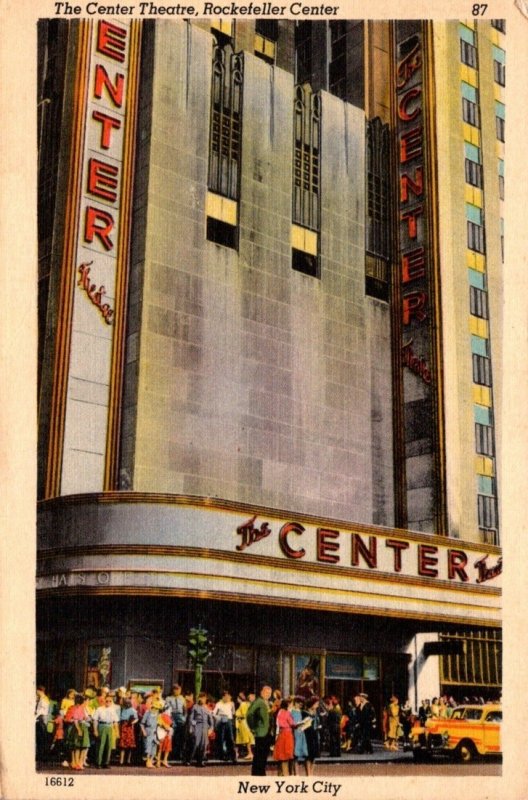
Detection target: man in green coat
<box><xmin>246</xmin><ymin>685</ymin><xmax>273</xmax><ymax>776</ymax></box>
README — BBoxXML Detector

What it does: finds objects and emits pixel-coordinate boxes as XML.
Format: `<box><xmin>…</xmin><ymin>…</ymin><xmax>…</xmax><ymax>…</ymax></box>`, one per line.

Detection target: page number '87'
<box><xmin>472</xmin><ymin>3</ymin><xmax>488</xmax><ymax>14</ymax></box>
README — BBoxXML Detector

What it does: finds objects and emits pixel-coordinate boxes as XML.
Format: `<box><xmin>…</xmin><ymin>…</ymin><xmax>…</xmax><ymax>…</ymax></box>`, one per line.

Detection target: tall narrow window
<box><xmin>462</xmin><ymin>97</ymin><xmax>479</xmax><ymax>127</ymax></box>
<box><xmin>467</xmin><ymin>221</ymin><xmax>485</xmax><ymax>253</ymax></box>
<box><xmin>208</xmin><ymin>42</ymin><xmax>243</xmax><ymax>199</ymax></box>
<box><xmin>460</xmin><ymin>39</ymin><xmax>477</xmax><ymax>67</ymax></box>
<box><xmin>472</xmin><ymin>354</ymin><xmax>492</xmax><ymax>386</ymax></box>
<box><xmin>329</xmin><ymin>21</ymin><xmax>347</xmax><ymax>99</ymax></box>
<box><xmin>255</xmin><ymin>20</ymin><xmax>278</xmax><ymax>64</ymax></box>
<box><xmin>470</xmin><ymin>286</ymin><xmax>488</xmax><ymax>318</ymax></box>
<box><xmin>465</xmin><ymin>158</ymin><xmax>483</xmax><ymax>188</ymax></box>
<box><xmin>366</xmin><ymin>117</ymin><xmax>390</xmax><ymax>300</ymax></box>
<box><xmin>295</xmin><ymin>21</ymin><xmax>313</xmax><ymax>85</ymax></box>
<box><xmin>493</xmin><ymin>60</ymin><xmax>506</xmax><ymax>86</ymax></box>
<box><xmin>207</xmin><ymin>42</ymin><xmax>243</xmax><ymax>248</ymax></box>
<box><xmin>292</xmin><ymin>84</ymin><xmax>321</xmax><ymax>277</ymax></box>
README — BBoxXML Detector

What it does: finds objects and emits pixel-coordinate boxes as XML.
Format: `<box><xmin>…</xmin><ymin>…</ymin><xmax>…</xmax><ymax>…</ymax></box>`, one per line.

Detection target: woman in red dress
<box><xmin>273</xmin><ymin>698</ymin><xmax>297</xmax><ymax>776</ymax></box>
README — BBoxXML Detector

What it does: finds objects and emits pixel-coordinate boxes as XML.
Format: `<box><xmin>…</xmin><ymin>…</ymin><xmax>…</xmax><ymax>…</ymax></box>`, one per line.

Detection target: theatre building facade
<box><xmin>37</xmin><ymin>17</ymin><xmax>503</xmax><ymax>719</ymax></box>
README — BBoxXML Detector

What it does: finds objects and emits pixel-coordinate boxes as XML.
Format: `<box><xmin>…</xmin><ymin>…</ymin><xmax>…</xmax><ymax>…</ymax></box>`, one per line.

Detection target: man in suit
<box><xmin>246</xmin><ymin>685</ymin><xmax>273</xmax><ymax>776</ymax></box>
<box><xmin>355</xmin><ymin>692</ymin><xmax>376</xmax><ymax>754</ymax></box>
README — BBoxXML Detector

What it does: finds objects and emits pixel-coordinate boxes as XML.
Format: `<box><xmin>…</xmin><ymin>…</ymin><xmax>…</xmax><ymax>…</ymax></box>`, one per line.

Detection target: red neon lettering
<box><xmin>385</xmin><ymin>539</ymin><xmax>409</xmax><ymax>572</ymax></box>
<box><xmin>402</xmin><ymin>248</ymin><xmax>426</xmax><ymax>283</ymax></box>
<box><xmin>400</xmin><ymin>168</ymin><xmax>423</xmax><ymax>203</ymax></box>
<box><xmin>400</xmin><ymin>127</ymin><xmax>423</xmax><ymax>164</ymax></box>
<box><xmin>402</xmin><ymin>291</ymin><xmax>427</xmax><ymax>325</ymax></box>
<box><xmin>94</xmin><ymin>64</ymin><xmax>125</xmax><ymax>107</ymax></box>
<box><xmin>418</xmin><ymin>545</ymin><xmax>439</xmax><ymax>577</ymax></box>
<box><xmin>88</xmin><ymin>159</ymin><xmax>119</xmax><ymax>203</ymax></box>
<box><xmin>400</xmin><ymin>206</ymin><xmax>423</xmax><ymax>239</ymax></box>
<box><xmin>398</xmin><ymin>87</ymin><xmax>422</xmax><ymax>121</ymax></box>
<box><xmin>279</xmin><ymin>522</ymin><xmax>306</xmax><ymax>559</ymax></box>
<box><xmin>316</xmin><ymin>529</ymin><xmax>340</xmax><ymax>564</ymax></box>
<box><xmin>401</xmin><ymin>340</ymin><xmax>432</xmax><ymax>384</ymax></box>
<box><xmin>96</xmin><ymin>20</ymin><xmax>127</xmax><ymax>63</ymax></box>
<box><xmin>396</xmin><ymin>41</ymin><xmax>422</xmax><ymax>89</ymax></box>
<box><xmin>84</xmin><ymin>207</ymin><xmax>115</xmax><ymax>251</ymax></box>
<box><xmin>351</xmin><ymin>534</ymin><xmax>377</xmax><ymax>569</ymax></box>
<box><xmin>448</xmin><ymin>549</ymin><xmax>469</xmax><ymax>582</ymax></box>
<box><xmin>92</xmin><ymin>111</ymin><xmax>122</xmax><ymax>150</ymax></box>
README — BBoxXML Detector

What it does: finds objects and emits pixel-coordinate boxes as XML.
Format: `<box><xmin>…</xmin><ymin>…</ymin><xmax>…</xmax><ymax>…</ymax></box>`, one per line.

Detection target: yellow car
<box><xmin>412</xmin><ymin>704</ymin><xmax>501</xmax><ymax>763</ymax></box>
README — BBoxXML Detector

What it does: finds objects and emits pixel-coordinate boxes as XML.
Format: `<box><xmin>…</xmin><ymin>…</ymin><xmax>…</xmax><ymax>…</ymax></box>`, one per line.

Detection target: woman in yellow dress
<box><xmin>235</xmin><ymin>692</ymin><xmax>255</xmax><ymax>760</ymax></box>
<box><xmin>385</xmin><ymin>695</ymin><xmax>400</xmax><ymax>751</ymax></box>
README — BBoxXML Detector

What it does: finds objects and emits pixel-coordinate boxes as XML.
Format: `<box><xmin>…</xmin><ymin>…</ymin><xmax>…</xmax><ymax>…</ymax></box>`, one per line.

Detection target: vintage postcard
<box><xmin>0</xmin><ymin>0</ymin><xmax>527</xmax><ymax>798</ymax></box>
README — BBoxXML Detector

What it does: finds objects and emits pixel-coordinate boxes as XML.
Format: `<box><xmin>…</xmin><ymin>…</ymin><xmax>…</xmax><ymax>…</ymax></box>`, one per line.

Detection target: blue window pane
<box><xmin>459</xmin><ymin>24</ymin><xmax>475</xmax><ymax>44</ymax></box>
<box><xmin>495</xmin><ymin>101</ymin><xmax>505</xmax><ymax>120</ymax></box>
<box><xmin>471</xmin><ymin>335</ymin><xmax>488</xmax><ymax>356</ymax></box>
<box><xmin>492</xmin><ymin>45</ymin><xmax>506</xmax><ymax>64</ymax></box>
<box><xmin>466</xmin><ymin>203</ymin><xmax>482</xmax><ymax>224</ymax></box>
<box><xmin>498</xmin><ymin>159</ymin><xmax>504</xmax><ymax>176</ymax></box>
<box><xmin>465</xmin><ymin>142</ymin><xmax>480</xmax><ymax>163</ymax></box>
<box><xmin>478</xmin><ymin>475</ymin><xmax>494</xmax><ymax>495</ymax></box>
<box><xmin>461</xmin><ymin>81</ymin><xmax>478</xmax><ymax>102</ymax></box>
<box><xmin>468</xmin><ymin>269</ymin><xmax>485</xmax><ymax>288</ymax></box>
<box><xmin>474</xmin><ymin>404</ymin><xmax>491</xmax><ymax>424</ymax></box>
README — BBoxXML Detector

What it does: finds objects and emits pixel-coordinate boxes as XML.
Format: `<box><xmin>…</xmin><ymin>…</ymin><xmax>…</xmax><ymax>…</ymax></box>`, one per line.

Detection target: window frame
<box><xmin>460</xmin><ymin>39</ymin><xmax>477</xmax><ymax>68</ymax></box>
<box><xmin>473</xmin><ymin>353</ymin><xmax>492</xmax><ymax>387</ymax></box>
<box><xmin>465</xmin><ymin>158</ymin><xmax>483</xmax><ymax>188</ymax></box>
<box><xmin>462</xmin><ymin>96</ymin><xmax>480</xmax><ymax>127</ymax></box>
<box><xmin>470</xmin><ymin>286</ymin><xmax>489</xmax><ymax>318</ymax></box>
<box><xmin>467</xmin><ymin>220</ymin><xmax>486</xmax><ymax>253</ymax></box>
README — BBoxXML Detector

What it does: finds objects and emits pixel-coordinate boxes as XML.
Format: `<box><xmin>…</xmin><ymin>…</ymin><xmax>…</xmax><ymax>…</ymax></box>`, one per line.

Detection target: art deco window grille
<box><xmin>208</xmin><ymin>42</ymin><xmax>244</xmax><ymax>200</ymax></box>
<box><xmin>366</xmin><ymin>117</ymin><xmax>390</xmax><ymax>261</ymax></box>
<box><xmin>440</xmin><ymin>629</ymin><xmax>502</xmax><ymax>688</ymax></box>
<box><xmin>293</xmin><ymin>84</ymin><xmax>321</xmax><ymax>232</ymax></box>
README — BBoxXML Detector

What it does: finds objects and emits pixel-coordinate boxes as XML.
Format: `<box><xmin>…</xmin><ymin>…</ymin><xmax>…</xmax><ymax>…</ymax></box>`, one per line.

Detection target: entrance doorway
<box><xmin>325</xmin><ymin>678</ymin><xmax>382</xmax><ymax>734</ymax></box>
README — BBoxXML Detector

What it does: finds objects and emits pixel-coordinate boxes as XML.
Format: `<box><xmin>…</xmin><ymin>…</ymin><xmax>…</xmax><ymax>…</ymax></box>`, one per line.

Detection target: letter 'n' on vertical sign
<box><xmin>45</xmin><ymin>20</ymin><xmax>142</xmax><ymax>497</ymax></box>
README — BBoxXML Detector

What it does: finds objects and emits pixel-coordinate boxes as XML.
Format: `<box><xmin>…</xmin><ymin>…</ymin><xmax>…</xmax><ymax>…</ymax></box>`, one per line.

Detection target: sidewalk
<box><xmin>181</xmin><ymin>743</ymin><xmax>413</xmax><ymax>768</ymax></box>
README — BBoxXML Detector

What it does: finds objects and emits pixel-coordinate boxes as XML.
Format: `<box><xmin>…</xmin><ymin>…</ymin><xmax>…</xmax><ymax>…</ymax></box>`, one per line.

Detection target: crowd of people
<box><xmin>35</xmin><ymin>682</ymin><xmax>498</xmax><ymax>773</ymax></box>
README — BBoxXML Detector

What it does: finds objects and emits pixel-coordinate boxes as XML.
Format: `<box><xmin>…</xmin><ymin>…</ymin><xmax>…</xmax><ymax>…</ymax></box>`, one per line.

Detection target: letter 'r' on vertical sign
<box><xmin>402</xmin><ymin>291</ymin><xmax>427</xmax><ymax>325</ymax></box>
<box><xmin>96</xmin><ymin>20</ymin><xmax>127</xmax><ymax>63</ymax></box>
<box><xmin>84</xmin><ymin>207</ymin><xmax>115</xmax><ymax>251</ymax></box>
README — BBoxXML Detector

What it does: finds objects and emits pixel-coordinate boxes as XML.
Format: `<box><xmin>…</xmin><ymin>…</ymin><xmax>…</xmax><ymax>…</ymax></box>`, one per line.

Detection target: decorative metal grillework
<box><xmin>208</xmin><ymin>43</ymin><xmax>244</xmax><ymax>200</ymax></box>
<box><xmin>293</xmin><ymin>84</ymin><xmax>321</xmax><ymax>231</ymax></box>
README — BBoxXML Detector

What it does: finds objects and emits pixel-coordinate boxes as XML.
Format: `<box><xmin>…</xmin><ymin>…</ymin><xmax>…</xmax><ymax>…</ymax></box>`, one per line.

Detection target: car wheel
<box><xmin>456</xmin><ymin>741</ymin><xmax>476</xmax><ymax>763</ymax></box>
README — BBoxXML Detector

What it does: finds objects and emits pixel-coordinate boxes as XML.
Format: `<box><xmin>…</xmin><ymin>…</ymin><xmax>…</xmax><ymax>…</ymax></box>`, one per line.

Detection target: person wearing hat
<box><xmin>165</xmin><ymin>684</ymin><xmax>187</xmax><ymax>762</ymax></box>
<box><xmin>355</xmin><ymin>693</ymin><xmax>376</xmax><ymax>755</ymax></box>
<box><xmin>141</xmin><ymin>699</ymin><xmax>163</xmax><ymax>768</ymax></box>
